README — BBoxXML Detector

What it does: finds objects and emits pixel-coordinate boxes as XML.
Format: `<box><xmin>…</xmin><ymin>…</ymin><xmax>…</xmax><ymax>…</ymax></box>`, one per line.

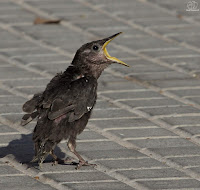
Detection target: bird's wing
<box><xmin>47</xmin><ymin>77</ymin><xmax>97</xmax><ymax>122</ymax></box>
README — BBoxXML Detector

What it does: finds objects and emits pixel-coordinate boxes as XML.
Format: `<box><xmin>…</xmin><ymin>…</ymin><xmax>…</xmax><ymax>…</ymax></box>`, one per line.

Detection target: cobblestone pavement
<box><xmin>0</xmin><ymin>0</ymin><xmax>200</xmax><ymax>189</ymax></box>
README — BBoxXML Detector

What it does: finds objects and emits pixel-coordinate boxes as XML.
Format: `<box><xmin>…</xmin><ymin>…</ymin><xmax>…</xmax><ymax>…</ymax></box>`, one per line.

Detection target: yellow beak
<box><xmin>102</xmin><ymin>32</ymin><xmax>129</xmax><ymax>67</ymax></box>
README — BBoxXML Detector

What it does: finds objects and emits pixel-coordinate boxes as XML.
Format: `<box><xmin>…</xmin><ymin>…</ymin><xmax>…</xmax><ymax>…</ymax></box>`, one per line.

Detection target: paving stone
<box><xmin>149</xmin><ymin>146</ymin><xmax>200</xmax><ymax>157</ymax></box>
<box><xmin>75</xmin><ymin>141</ymin><xmax>124</xmax><ymax>152</ymax></box>
<box><xmin>168</xmin><ymin>156</ymin><xmax>200</xmax><ymax>167</ymax></box>
<box><xmin>118</xmin><ymin>168</ymin><xmax>187</xmax><ymax>180</ymax></box>
<box><xmin>0</xmin><ymin>66</ymin><xmax>42</xmax><ymax>79</ymax></box>
<box><xmin>97</xmin><ymin>157</ymin><xmax>166</xmax><ymax>170</ymax></box>
<box><xmin>151</xmin><ymin>79</ymin><xmax>200</xmax><ymax>88</ymax></box>
<box><xmin>0</xmin><ymin>124</ymin><xmax>18</xmax><ymax>133</ymax></box>
<box><xmin>120</xmin><ymin>98</ymin><xmax>183</xmax><ymax>108</ymax></box>
<box><xmin>163</xmin><ymin>116</ymin><xmax>200</xmax><ymax>126</ymax></box>
<box><xmin>140</xmin><ymin>48</ymin><xmax>200</xmax><ymax>58</ymax></box>
<box><xmin>0</xmin><ymin>165</ymin><xmax>22</xmax><ymax>175</ymax></box>
<box><xmin>3</xmin><ymin>78</ymin><xmax>49</xmax><ymax>88</ymax></box>
<box><xmin>80</xmin><ymin>149</ymin><xmax>147</xmax><ymax>160</ymax></box>
<box><xmin>14</xmin><ymin>54</ymin><xmax>68</xmax><ymax>66</ymax></box>
<box><xmin>178</xmin><ymin>126</ymin><xmax>200</xmax><ymax>136</ymax></box>
<box><xmin>78</xmin><ymin>131</ymin><xmax>106</xmax><ymax>140</ymax></box>
<box><xmin>44</xmin><ymin>171</ymin><xmax>114</xmax><ymax>183</ymax></box>
<box><xmin>138</xmin><ymin>178</ymin><xmax>200</xmax><ymax>189</ymax></box>
<box><xmin>101</xmin><ymin>90</ymin><xmax>164</xmax><ymax>100</ymax></box>
<box><xmin>0</xmin><ymin>176</ymin><xmax>56</xmax><ymax>190</ymax></box>
<box><xmin>128</xmin><ymin>138</ymin><xmax>198</xmax><ymax>148</ymax></box>
<box><xmin>109</xmin><ymin>128</ymin><xmax>177</xmax><ymax>139</ymax></box>
<box><xmin>66</xmin><ymin>181</ymin><xmax>135</xmax><ymax>190</ymax></box>
<box><xmin>91</xmin><ymin>108</ymin><xmax>137</xmax><ymax>119</ymax></box>
<box><xmin>168</xmin><ymin>88</ymin><xmax>200</xmax><ymax>97</ymax></box>
<box><xmin>0</xmin><ymin>104</ymin><xmax>24</xmax><ymax>115</ymax></box>
<box><xmin>90</xmin><ymin>118</ymin><xmax>157</xmax><ymax>129</ymax></box>
<box><xmin>139</xmin><ymin>106</ymin><xmax>200</xmax><ymax>116</ymax></box>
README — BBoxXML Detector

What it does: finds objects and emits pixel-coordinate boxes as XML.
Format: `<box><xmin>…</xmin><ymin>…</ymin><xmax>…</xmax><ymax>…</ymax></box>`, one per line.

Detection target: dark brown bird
<box><xmin>21</xmin><ymin>32</ymin><xmax>129</xmax><ymax>169</ymax></box>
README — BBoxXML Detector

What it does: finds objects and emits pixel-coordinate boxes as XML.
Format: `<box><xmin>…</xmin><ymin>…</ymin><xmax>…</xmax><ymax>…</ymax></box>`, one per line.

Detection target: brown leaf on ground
<box><xmin>177</xmin><ymin>14</ymin><xmax>183</xmax><ymax>19</ymax></box>
<box><xmin>34</xmin><ymin>17</ymin><xmax>61</xmax><ymax>25</ymax></box>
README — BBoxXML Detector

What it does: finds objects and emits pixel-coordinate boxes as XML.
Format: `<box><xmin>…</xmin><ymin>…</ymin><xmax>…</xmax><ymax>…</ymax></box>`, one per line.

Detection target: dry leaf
<box><xmin>177</xmin><ymin>14</ymin><xmax>183</xmax><ymax>19</ymax></box>
<box><xmin>34</xmin><ymin>176</ymin><xmax>40</xmax><ymax>180</ymax></box>
<box><xmin>34</xmin><ymin>17</ymin><xmax>61</xmax><ymax>25</ymax></box>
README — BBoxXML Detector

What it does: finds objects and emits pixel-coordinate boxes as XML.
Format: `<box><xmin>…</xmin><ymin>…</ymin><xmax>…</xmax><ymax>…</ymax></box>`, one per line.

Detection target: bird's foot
<box><xmin>52</xmin><ymin>157</ymin><xmax>74</xmax><ymax>166</ymax></box>
<box><xmin>75</xmin><ymin>160</ymin><xmax>96</xmax><ymax>170</ymax></box>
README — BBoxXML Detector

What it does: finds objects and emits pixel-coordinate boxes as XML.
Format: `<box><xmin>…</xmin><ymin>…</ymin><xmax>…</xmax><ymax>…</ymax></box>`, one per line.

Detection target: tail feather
<box><xmin>23</xmin><ymin>93</ymin><xmax>42</xmax><ymax>113</ymax></box>
<box><xmin>21</xmin><ymin>111</ymin><xmax>39</xmax><ymax>126</ymax></box>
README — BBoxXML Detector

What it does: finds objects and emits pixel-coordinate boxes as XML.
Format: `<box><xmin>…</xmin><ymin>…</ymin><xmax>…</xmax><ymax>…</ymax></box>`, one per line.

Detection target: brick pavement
<box><xmin>0</xmin><ymin>0</ymin><xmax>200</xmax><ymax>189</ymax></box>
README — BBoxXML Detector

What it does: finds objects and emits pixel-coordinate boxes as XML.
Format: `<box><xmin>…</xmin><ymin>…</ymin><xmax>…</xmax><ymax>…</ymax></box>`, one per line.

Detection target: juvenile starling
<box><xmin>21</xmin><ymin>32</ymin><xmax>129</xmax><ymax>169</ymax></box>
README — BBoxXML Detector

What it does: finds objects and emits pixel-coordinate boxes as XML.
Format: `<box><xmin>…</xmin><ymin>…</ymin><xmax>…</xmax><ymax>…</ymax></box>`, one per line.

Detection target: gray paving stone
<box><xmin>0</xmin><ymin>89</ymin><xmax>12</xmax><ymax>96</ymax></box>
<box><xmin>163</xmin><ymin>116</ymin><xmax>200</xmax><ymax>126</ymax></box>
<box><xmin>140</xmin><ymin>48</ymin><xmax>200</xmax><ymax>58</ymax></box>
<box><xmin>0</xmin><ymin>66</ymin><xmax>42</xmax><ymax>79</ymax></box>
<box><xmin>0</xmin><ymin>176</ymin><xmax>56</xmax><ymax>190</ymax></box>
<box><xmin>139</xmin><ymin>106</ymin><xmax>200</xmax><ymax>116</ymax></box>
<box><xmin>61</xmin><ymin>141</ymin><xmax>124</xmax><ymax>152</ymax></box>
<box><xmin>151</xmin><ymin>79</ymin><xmax>200</xmax><ymax>88</ymax></box>
<box><xmin>111</xmin><ymin>59</ymin><xmax>173</xmax><ymax>75</ymax></box>
<box><xmin>120</xmin><ymin>98</ymin><xmax>184</xmax><ymax>108</ymax></box>
<box><xmin>66</xmin><ymin>181</ymin><xmax>135</xmax><ymax>190</ymax></box>
<box><xmin>118</xmin><ymin>168</ymin><xmax>187</xmax><ymax>180</ymax></box>
<box><xmin>90</xmin><ymin>118</ymin><xmax>157</xmax><ymax>129</ymax></box>
<box><xmin>0</xmin><ymin>96</ymin><xmax>26</xmax><ymax>105</ymax></box>
<box><xmin>91</xmin><ymin>108</ymin><xmax>137</xmax><ymax>119</ymax></box>
<box><xmin>0</xmin><ymin>165</ymin><xmax>22</xmax><ymax>175</ymax></box>
<box><xmin>43</xmin><ymin>171</ymin><xmax>114</xmax><ymax>183</ymax></box>
<box><xmin>14</xmin><ymin>54</ymin><xmax>68</xmax><ymax>66</ymax></box>
<box><xmin>101</xmin><ymin>90</ymin><xmax>164</xmax><ymax>100</ymax></box>
<box><xmin>0</xmin><ymin>104</ymin><xmax>22</xmax><ymax>116</ymax></box>
<box><xmin>80</xmin><ymin>149</ymin><xmax>147</xmax><ymax>160</ymax></box>
<box><xmin>78</xmin><ymin>131</ymin><xmax>106</xmax><ymax>140</ymax></box>
<box><xmin>97</xmin><ymin>157</ymin><xmax>166</xmax><ymax>170</ymax></box>
<box><xmin>187</xmin><ymin>97</ymin><xmax>200</xmax><ymax>104</ymax></box>
<box><xmin>168</xmin><ymin>156</ymin><xmax>200</xmax><ymax>167</ymax></box>
<box><xmin>130</xmin><ymin>71</ymin><xmax>191</xmax><ymax>81</ymax></box>
<box><xmin>0</xmin><ymin>124</ymin><xmax>18</xmax><ymax>133</ymax></box>
<box><xmin>178</xmin><ymin>126</ymin><xmax>200</xmax><ymax>136</ymax></box>
<box><xmin>109</xmin><ymin>128</ymin><xmax>177</xmax><ymax>139</ymax></box>
<box><xmin>134</xmin><ymin>17</ymin><xmax>189</xmax><ymax>27</ymax></box>
<box><xmin>138</xmin><ymin>178</ymin><xmax>200</xmax><ymax>189</ymax></box>
<box><xmin>3</xmin><ymin>78</ymin><xmax>49</xmax><ymax>88</ymax></box>
<box><xmin>94</xmin><ymin>100</ymin><xmax>118</xmax><ymax>109</ymax></box>
<box><xmin>128</xmin><ymin>138</ymin><xmax>197</xmax><ymax>148</ymax></box>
<box><xmin>149</xmin><ymin>146</ymin><xmax>200</xmax><ymax>157</ymax></box>
<box><xmin>168</xmin><ymin>88</ymin><xmax>200</xmax><ymax>97</ymax></box>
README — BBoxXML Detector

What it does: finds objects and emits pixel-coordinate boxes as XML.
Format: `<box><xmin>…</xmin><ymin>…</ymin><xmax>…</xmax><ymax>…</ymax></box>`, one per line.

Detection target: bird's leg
<box><xmin>67</xmin><ymin>137</ymin><xmax>96</xmax><ymax>170</ymax></box>
<box><xmin>50</xmin><ymin>150</ymin><xmax>73</xmax><ymax>165</ymax></box>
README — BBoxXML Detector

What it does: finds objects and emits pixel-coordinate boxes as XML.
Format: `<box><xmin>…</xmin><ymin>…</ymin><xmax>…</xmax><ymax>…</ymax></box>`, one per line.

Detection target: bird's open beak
<box><xmin>102</xmin><ymin>32</ymin><xmax>129</xmax><ymax>67</ymax></box>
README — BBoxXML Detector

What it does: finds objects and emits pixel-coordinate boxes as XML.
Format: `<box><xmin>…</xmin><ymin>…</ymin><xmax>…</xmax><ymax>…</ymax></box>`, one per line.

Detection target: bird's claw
<box><xmin>75</xmin><ymin>160</ymin><xmax>97</xmax><ymax>170</ymax></box>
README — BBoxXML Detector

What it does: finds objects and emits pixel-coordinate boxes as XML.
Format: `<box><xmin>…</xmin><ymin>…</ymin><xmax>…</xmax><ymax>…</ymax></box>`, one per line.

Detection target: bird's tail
<box><xmin>21</xmin><ymin>111</ymin><xmax>39</xmax><ymax>126</ymax></box>
<box><xmin>22</xmin><ymin>93</ymin><xmax>42</xmax><ymax>113</ymax></box>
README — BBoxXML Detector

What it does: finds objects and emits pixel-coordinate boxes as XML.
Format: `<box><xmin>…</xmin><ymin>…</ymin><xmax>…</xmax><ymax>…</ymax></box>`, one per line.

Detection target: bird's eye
<box><xmin>92</xmin><ymin>45</ymin><xmax>99</xmax><ymax>51</ymax></box>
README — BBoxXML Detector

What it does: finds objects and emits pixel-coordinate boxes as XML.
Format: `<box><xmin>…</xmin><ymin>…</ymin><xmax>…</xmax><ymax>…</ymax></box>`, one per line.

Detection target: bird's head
<box><xmin>72</xmin><ymin>32</ymin><xmax>129</xmax><ymax>78</ymax></box>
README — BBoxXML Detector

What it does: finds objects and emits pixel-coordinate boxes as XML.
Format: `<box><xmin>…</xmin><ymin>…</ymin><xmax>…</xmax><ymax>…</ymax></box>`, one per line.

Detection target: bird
<box><xmin>21</xmin><ymin>32</ymin><xmax>129</xmax><ymax>169</ymax></box>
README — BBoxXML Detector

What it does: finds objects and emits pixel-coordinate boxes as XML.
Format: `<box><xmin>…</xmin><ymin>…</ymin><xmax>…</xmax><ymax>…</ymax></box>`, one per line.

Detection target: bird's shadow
<box><xmin>0</xmin><ymin>133</ymin><xmax>66</xmax><ymax>167</ymax></box>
